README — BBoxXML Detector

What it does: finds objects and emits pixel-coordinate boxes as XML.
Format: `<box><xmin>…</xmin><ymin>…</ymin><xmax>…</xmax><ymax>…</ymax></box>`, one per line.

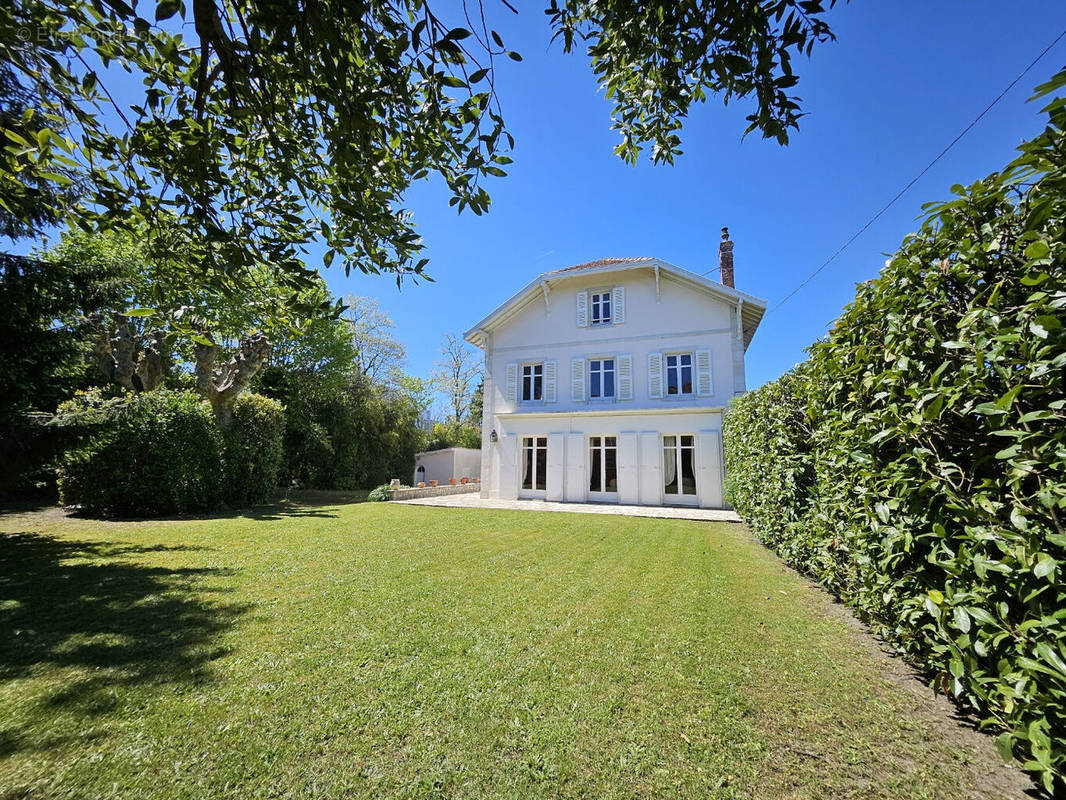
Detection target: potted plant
<box><xmin>449</xmin><ymin>478</ymin><xmax>457</xmax><ymax>485</ymax></box>
<box><xmin>460</xmin><ymin>477</ymin><xmax>469</xmax><ymax>484</ymax></box>
<box><xmin>429</xmin><ymin>480</ymin><xmax>438</xmax><ymax>487</ymax></box>
<box><xmin>417</xmin><ymin>482</ymin><xmax>426</xmax><ymax>488</ymax></box>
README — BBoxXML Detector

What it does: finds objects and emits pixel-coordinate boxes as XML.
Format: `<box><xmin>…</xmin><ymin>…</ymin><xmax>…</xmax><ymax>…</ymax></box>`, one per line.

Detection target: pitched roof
<box><xmin>464</xmin><ymin>257</ymin><xmax>767</xmax><ymax>350</ymax></box>
<box><xmin>544</xmin><ymin>257</ymin><xmax>656</xmax><ymax>275</ymax></box>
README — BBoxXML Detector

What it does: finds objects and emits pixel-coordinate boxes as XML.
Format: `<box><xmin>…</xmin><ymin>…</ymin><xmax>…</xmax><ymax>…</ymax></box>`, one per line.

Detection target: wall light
<box><xmin>489</xmin><ymin>429</ymin><xmax>498</xmax><ymax>443</ymax></box>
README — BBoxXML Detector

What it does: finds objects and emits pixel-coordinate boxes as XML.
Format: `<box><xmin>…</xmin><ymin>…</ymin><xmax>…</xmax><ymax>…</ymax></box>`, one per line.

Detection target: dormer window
<box><xmin>590</xmin><ymin>291</ymin><xmax>612</xmax><ymax>325</ymax></box>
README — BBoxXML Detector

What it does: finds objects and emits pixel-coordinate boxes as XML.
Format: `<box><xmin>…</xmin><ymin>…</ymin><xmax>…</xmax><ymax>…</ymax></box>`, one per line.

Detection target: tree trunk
<box><xmin>194</xmin><ymin>332</ymin><xmax>271</xmax><ymax>425</ymax></box>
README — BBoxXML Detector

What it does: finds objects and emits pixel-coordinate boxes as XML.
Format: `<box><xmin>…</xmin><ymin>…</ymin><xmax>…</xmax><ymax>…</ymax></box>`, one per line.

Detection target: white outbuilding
<box><xmin>412</xmin><ymin>447</ymin><xmax>481</xmax><ymax>487</ymax></box>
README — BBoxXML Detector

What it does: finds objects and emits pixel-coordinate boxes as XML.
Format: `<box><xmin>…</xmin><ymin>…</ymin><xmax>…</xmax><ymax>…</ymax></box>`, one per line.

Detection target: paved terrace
<box><xmin>393</xmin><ymin>492</ymin><xmax>742</xmax><ymax>522</ymax></box>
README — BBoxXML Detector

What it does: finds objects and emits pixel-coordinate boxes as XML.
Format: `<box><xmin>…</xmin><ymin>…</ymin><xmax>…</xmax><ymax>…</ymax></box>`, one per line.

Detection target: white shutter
<box><xmin>647</xmin><ymin>352</ymin><xmax>664</xmax><ymax>399</ymax></box>
<box><xmin>616</xmin><ymin>354</ymin><xmax>632</xmax><ymax>400</ymax></box>
<box><xmin>576</xmin><ymin>291</ymin><xmax>588</xmax><ymax>327</ymax></box>
<box><xmin>505</xmin><ymin>362</ymin><xmax>518</xmax><ymax>404</ymax></box>
<box><xmin>695</xmin><ymin>349</ymin><xmax>713</xmax><ymax>397</ymax></box>
<box><xmin>543</xmin><ymin>360</ymin><xmax>557</xmax><ymax>403</ymax></box>
<box><xmin>612</xmin><ymin>286</ymin><xmax>625</xmax><ymax>324</ymax></box>
<box><xmin>571</xmin><ymin>358</ymin><xmax>586</xmax><ymax>402</ymax></box>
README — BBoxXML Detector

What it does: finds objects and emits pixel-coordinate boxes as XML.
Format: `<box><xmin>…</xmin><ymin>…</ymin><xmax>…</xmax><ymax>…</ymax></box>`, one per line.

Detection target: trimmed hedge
<box><xmin>725</xmin><ymin>73</ymin><xmax>1066</xmax><ymax>793</ymax></box>
<box><xmin>58</xmin><ymin>390</ymin><xmax>286</xmax><ymax>516</ymax></box>
<box><xmin>58</xmin><ymin>390</ymin><xmax>225</xmax><ymax>516</ymax></box>
<box><xmin>224</xmin><ymin>393</ymin><xmax>285</xmax><ymax>506</ymax></box>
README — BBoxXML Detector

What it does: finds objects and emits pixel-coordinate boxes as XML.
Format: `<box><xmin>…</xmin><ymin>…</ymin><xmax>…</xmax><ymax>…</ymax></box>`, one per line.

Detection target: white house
<box><xmin>464</xmin><ymin>231</ymin><xmax>766</xmax><ymax>509</ymax></box>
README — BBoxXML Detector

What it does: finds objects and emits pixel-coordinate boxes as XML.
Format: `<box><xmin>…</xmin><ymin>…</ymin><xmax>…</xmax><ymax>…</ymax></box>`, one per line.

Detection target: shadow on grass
<box><xmin>0</xmin><ymin>532</ymin><xmax>247</xmax><ymax>756</ymax></box>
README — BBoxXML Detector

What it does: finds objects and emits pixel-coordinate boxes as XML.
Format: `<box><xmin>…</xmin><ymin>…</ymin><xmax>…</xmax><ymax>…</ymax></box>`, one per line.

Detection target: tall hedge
<box><xmin>224</xmin><ymin>393</ymin><xmax>285</xmax><ymax>506</ymax></box>
<box><xmin>58</xmin><ymin>389</ymin><xmax>286</xmax><ymax>516</ymax></box>
<box><xmin>725</xmin><ymin>73</ymin><xmax>1066</xmax><ymax>793</ymax></box>
<box><xmin>58</xmin><ymin>390</ymin><xmax>225</xmax><ymax>516</ymax></box>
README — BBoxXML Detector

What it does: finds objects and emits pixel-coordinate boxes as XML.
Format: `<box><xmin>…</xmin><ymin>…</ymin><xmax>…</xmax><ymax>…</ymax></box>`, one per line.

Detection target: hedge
<box><xmin>725</xmin><ymin>72</ymin><xmax>1065</xmax><ymax>793</ymax></box>
<box><xmin>224</xmin><ymin>393</ymin><xmax>285</xmax><ymax>507</ymax></box>
<box><xmin>58</xmin><ymin>389</ymin><xmax>285</xmax><ymax>516</ymax></box>
<box><xmin>58</xmin><ymin>390</ymin><xmax>226</xmax><ymax>516</ymax></box>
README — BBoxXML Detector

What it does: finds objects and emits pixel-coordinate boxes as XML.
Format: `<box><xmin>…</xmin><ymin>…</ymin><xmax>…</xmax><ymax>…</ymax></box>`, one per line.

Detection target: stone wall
<box><xmin>388</xmin><ymin>483</ymin><xmax>480</xmax><ymax>501</ymax></box>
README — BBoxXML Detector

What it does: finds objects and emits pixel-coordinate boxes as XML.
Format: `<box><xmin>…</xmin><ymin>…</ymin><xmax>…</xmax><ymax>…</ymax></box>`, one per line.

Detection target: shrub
<box><xmin>224</xmin><ymin>393</ymin><xmax>285</xmax><ymax>506</ymax></box>
<box><xmin>725</xmin><ymin>72</ymin><xmax>1066</xmax><ymax>792</ymax></box>
<box><xmin>58</xmin><ymin>390</ymin><xmax>225</xmax><ymax>516</ymax></box>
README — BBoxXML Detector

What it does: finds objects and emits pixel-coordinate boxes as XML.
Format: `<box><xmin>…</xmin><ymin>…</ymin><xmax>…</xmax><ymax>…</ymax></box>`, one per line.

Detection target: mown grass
<box><xmin>0</xmin><ymin>502</ymin><xmax>1024</xmax><ymax>799</ymax></box>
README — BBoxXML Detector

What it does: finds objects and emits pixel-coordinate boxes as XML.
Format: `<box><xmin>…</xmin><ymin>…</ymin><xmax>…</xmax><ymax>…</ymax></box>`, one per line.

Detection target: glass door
<box><xmin>588</xmin><ymin>436</ymin><xmax>618</xmax><ymax>502</ymax></box>
<box><xmin>663</xmin><ymin>435</ymin><xmax>697</xmax><ymax>505</ymax></box>
<box><xmin>520</xmin><ymin>436</ymin><xmax>547</xmax><ymax>498</ymax></box>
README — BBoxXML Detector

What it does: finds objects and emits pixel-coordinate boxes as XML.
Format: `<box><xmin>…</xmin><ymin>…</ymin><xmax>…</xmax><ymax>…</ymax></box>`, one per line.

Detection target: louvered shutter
<box><xmin>576</xmin><ymin>291</ymin><xmax>588</xmax><ymax>327</ymax></box>
<box><xmin>612</xmin><ymin>286</ymin><xmax>625</xmax><ymax>324</ymax></box>
<box><xmin>616</xmin><ymin>354</ymin><xmax>633</xmax><ymax>400</ymax></box>
<box><xmin>571</xmin><ymin>358</ymin><xmax>586</xmax><ymax>402</ymax></box>
<box><xmin>543</xmin><ymin>360</ymin><xmax>557</xmax><ymax>402</ymax></box>
<box><xmin>695</xmin><ymin>349</ymin><xmax>713</xmax><ymax>397</ymax></box>
<box><xmin>647</xmin><ymin>352</ymin><xmax>664</xmax><ymax>399</ymax></box>
<box><xmin>505</xmin><ymin>362</ymin><xmax>518</xmax><ymax>404</ymax></box>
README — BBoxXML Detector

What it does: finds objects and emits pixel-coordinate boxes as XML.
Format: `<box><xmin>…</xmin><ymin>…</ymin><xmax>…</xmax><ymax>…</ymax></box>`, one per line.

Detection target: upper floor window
<box><xmin>522</xmin><ymin>362</ymin><xmax>544</xmax><ymax>402</ymax></box>
<box><xmin>666</xmin><ymin>353</ymin><xmax>693</xmax><ymax>395</ymax></box>
<box><xmin>577</xmin><ymin>287</ymin><xmax>624</xmax><ymax>327</ymax></box>
<box><xmin>589</xmin><ymin>358</ymin><xmax>616</xmax><ymax>399</ymax></box>
<box><xmin>590</xmin><ymin>291</ymin><xmax>612</xmax><ymax>325</ymax></box>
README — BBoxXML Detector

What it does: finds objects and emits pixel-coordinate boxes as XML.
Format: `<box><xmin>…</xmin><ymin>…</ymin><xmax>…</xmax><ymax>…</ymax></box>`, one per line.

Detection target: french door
<box><xmin>588</xmin><ymin>435</ymin><xmax>618</xmax><ymax>502</ymax></box>
<box><xmin>520</xmin><ymin>436</ymin><xmax>548</xmax><ymax>498</ymax></box>
<box><xmin>663</xmin><ymin>435</ymin><xmax>697</xmax><ymax>505</ymax></box>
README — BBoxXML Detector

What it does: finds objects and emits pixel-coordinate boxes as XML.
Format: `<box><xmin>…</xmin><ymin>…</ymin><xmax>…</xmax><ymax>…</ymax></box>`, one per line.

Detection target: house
<box><xmin>463</xmin><ymin>230</ymin><xmax>766</xmax><ymax>509</ymax></box>
<box><xmin>412</xmin><ymin>447</ymin><xmax>481</xmax><ymax>487</ymax></box>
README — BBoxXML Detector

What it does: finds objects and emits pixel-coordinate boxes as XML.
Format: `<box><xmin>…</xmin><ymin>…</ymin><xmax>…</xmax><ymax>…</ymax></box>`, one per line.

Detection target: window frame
<box><xmin>589</xmin><ymin>289</ymin><xmax>613</xmax><ymax>326</ymax></box>
<box><xmin>520</xmin><ymin>361</ymin><xmax>545</xmax><ymax>403</ymax></box>
<box><xmin>664</xmin><ymin>352</ymin><xmax>695</xmax><ymax>397</ymax></box>
<box><xmin>587</xmin><ymin>356</ymin><xmax>617</xmax><ymax>401</ymax></box>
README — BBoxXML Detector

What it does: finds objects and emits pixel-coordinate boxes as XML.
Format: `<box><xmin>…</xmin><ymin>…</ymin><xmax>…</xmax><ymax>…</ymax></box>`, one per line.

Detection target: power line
<box><xmin>769</xmin><ymin>26</ymin><xmax>1066</xmax><ymax>313</ymax></box>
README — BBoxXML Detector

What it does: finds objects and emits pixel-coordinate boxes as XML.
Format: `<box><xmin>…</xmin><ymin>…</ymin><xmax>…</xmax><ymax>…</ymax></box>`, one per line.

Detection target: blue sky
<box><xmin>12</xmin><ymin>2</ymin><xmax>1066</xmax><ymax>411</ymax></box>
<box><xmin>321</xmin><ymin>0</ymin><xmax>1065</xmax><ymax>401</ymax></box>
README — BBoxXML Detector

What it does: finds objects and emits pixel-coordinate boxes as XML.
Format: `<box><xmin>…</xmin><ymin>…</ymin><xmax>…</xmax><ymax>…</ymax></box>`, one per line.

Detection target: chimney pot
<box><xmin>719</xmin><ymin>227</ymin><xmax>735</xmax><ymax>289</ymax></box>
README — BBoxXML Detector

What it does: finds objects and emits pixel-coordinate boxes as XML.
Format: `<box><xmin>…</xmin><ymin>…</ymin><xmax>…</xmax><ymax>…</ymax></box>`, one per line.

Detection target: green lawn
<box><xmin>0</xmin><ymin>501</ymin><xmax>1027</xmax><ymax>799</ymax></box>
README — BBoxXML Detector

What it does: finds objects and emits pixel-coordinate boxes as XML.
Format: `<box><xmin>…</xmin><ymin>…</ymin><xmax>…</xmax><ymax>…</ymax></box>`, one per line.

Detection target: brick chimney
<box><xmin>719</xmin><ymin>227</ymin><xmax>734</xmax><ymax>288</ymax></box>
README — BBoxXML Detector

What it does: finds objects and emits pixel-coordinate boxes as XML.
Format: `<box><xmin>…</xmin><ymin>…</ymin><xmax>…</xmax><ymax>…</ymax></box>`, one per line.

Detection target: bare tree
<box><xmin>432</xmin><ymin>333</ymin><xmax>483</xmax><ymax>424</ymax></box>
<box><xmin>344</xmin><ymin>295</ymin><xmax>406</xmax><ymax>382</ymax></box>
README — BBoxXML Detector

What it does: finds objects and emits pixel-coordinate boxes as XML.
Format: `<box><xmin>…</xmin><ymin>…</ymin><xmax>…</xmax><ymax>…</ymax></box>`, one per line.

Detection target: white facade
<box><xmin>464</xmin><ymin>257</ymin><xmax>766</xmax><ymax>509</ymax></box>
<box><xmin>413</xmin><ymin>447</ymin><xmax>482</xmax><ymax>486</ymax></box>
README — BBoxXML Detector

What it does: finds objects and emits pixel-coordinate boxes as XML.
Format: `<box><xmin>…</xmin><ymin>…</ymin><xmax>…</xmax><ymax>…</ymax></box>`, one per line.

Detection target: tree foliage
<box><xmin>724</xmin><ymin>70</ymin><xmax>1066</xmax><ymax>794</ymax></box>
<box><xmin>3</xmin><ymin>0</ymin><xmax>841</xmax><ymax>306</ymax></box>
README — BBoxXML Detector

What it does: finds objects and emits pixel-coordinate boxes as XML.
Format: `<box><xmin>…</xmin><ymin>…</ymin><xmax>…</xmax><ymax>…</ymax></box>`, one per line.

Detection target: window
<box><xmin>665</xmin><ymin>353</ymin><xmax>693</xmax><ymax>395</ymax></box>
<box><xmin>521</xmin><ymin>436</ymin><xmax>548</xmax><ymax>492</ymax></box>
<box><xmin>589</xmin><ymin>436</ymin><xmax>618</xmax><ymax>495</ymax></box>
<box><xmin>663</xmin><ymin>435</ymin><xmax>697</xmax><ymax>499</ymax></box>
<box><xmin>590</xmin><ymin>291</ymin><xmax>612</xmax><ymax>325</ymax></box>
<box><xmin>589</xmin><ymin>358</ymin><xmax>615</xmax><ymax>399</ymax></box>
<box><xmin>521</xmin><ymin>363</ymin><xmax>543</xmax><ymax>402</ymax></box>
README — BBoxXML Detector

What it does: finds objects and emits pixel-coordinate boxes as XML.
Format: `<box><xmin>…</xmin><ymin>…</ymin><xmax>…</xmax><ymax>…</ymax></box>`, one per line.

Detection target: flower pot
<box><xmin>449</xmin><ymin>478</ymin><xmax>457</xmax><ymax>486</ymax></box>
<box><xmin>417</xmin><ymin>482</ymin><xmax>425</xmax><ymax>488</ymax></box>
<box><xmin>460</xmin><ymin>477</ymin><xmax>469</xmax><ymax>484</ymax></box>
<box><xmin>473</xmin><ymin>477</ymin><xmax>479</xmax><ymax>484</ymax></box>
<box><xmin>429</xmin><ymin>480</ymin><xmax>438</xmax><ymax>487</ymax></box>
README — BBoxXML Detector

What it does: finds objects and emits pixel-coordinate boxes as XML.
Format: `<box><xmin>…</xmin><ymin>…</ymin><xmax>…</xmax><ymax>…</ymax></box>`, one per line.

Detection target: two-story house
<box><xmin>463</xmin><ymin>231</ymin><xmax>766</xmax><ymax>509</ymax></box>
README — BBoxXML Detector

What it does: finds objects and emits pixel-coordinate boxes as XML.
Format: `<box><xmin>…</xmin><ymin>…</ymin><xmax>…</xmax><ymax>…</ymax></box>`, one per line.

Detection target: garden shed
<box><xmin>412</xmin><ymin>447</ymin><xmax>481</xmax><ymax>487</ymax></box>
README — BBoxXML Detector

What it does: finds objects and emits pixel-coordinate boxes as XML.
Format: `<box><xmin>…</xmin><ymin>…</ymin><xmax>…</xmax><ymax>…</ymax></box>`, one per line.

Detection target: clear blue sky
<box><xmin>12</xmin><ymin>2</ymin><xmax>1066</xmax><ymax>409</ymax></box>
<box><xmin>319</xmin><ymin>0</ymin><xmax>1065</xmax><ymax>399</ymax></box>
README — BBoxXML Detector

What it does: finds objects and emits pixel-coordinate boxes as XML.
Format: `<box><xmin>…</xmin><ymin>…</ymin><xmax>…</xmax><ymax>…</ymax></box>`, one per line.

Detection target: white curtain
<box><xmin>663</xmin><ymin>446</ymin><xmax>677</xmax><ymax>488</ymax></box>
<box><xmin>522</xmin><ymin>445</ymin><xmax>531</xmax><ymax>488</ymax></box>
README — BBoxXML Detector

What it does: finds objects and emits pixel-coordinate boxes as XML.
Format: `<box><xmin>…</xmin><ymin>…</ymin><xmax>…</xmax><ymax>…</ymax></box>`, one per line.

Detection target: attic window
<box><xmin>590</xmin><ymin>291</ymin><xmax>611</xmax><ymax>325</ymax></box>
